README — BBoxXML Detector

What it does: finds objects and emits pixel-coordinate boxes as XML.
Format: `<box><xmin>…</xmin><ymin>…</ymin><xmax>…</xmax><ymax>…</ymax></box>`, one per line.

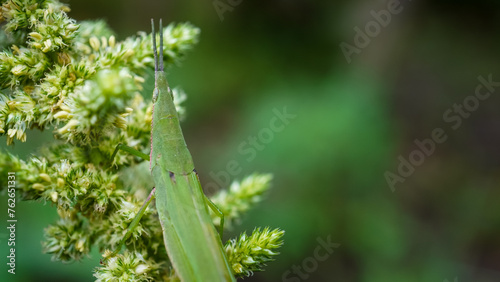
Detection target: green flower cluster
<box><xmin>94</xmin><ymin>251</ymin><xmax>163</xmax><ymax>282</ymax></box>
<box><xmin>211</xmin><ymin>173</ymin><xmax>273</xmax><ymax>228</ymax></box>
<box><xmin>225</xmin><ymin>227</ymin><xmax>285</xmax><ymax>277</ymax></box>
<box><xmin>0</xmin><ymin>0</ymin><xmax>284</xmax><ymax>280</ymax></box>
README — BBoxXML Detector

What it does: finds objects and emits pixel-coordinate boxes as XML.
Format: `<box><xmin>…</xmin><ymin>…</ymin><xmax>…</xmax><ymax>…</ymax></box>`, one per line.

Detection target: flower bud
<box><xmin>67</xmin><ymin>24</ymin><xmax>79</xmax><ymax>31</ymax></box>
<box><xmin>58</xmin><ymin>119</ymin><xmax>79</xmax><ymax>134</ymax></box>
<box><xmin>39</xmin><ymin>173</ymin><xmax>52</xmax><ymax>183</ymax></box>
<box><xmin>11</xmin><ymin>65</ymin><xmax>27</xmax><ymax>76</ymax></box>
<box><xmin>42</xmin><ymin>39</ymin><xmax>52</xmax><ymax>52</ymax></box>
<box><xmin>123</xmin><ymin>49</ymin><xmax>134</xmax><ymax>59</ymax></box>
<box><xmin>101</xmin><ymin>36</ymin><xmax>107</xmax><ymax>48</ymax></box>
<box><xmin>33</xmin><ymin>183</ymin><xmax>45</xmax><ymax>190</ymax></box>
<box><xmin>135</xmin><ymin>264</ymin><xmax>149</xmax><ymax>275</ymax></box>
<box><xmin>109</xmin><ymin>35</ymin><xmax>116</xmax><ymax>48</ymax></box>
<box><xmin>89</xmin><ymin>36</ymin><xmax>100</xmax><ymax>51</ymax></box>
<box><xmin>54</xmin><ymin>111</ymin><xmax>70</xmax><ymax>119</ymax></box>
<box><xmin>29</xmin><ymin>32</ymin><xmax>43</xmax><ymax>41</ymax></box>
<box><xmin>50</xmin><ymin>192</ymin><xmax>58</xmax><ymax>202</ymax></box>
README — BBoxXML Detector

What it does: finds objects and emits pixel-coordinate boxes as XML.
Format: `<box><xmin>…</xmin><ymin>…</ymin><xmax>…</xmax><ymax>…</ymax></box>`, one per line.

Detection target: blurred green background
<box><xmin>2</xmin><ymin>0</ymin><xmax>500</xmax><ymax>281</ymax></box>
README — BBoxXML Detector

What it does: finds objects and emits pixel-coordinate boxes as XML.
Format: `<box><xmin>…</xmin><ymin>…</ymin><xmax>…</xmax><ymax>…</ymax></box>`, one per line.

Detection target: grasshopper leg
<box><xmin>110</xmin><ymin>143</ymin><xmax>150</xmax><ymax>163</ymax></box>
<box><xmin>205</xmin><ymin>195</ymin><xmax>225</xmax><ymax>239</ymax></box>
<box><xmin>108</xmin><ymin>187</ymin><xmax>156</xmax><ymax>258</ymax></box>
<box><xmin>107</xmin><ymin>143</ymin><xmax>151</xmax><ymax>258</ymax></box>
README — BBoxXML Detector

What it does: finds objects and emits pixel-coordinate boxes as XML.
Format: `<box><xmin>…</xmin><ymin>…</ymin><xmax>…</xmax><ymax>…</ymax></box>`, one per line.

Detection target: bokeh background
<box><xmin>2</xmin><ymin>0</ymin><xmax>500</xmax><ymax>281</ymax></box>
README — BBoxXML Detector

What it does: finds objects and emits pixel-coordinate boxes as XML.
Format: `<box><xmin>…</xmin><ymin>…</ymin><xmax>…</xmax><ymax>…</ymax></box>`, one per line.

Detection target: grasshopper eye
<box><xmin>153</xmin><ymin>88</ymin><xmax>159</xmax><ymax>103</ymax></box>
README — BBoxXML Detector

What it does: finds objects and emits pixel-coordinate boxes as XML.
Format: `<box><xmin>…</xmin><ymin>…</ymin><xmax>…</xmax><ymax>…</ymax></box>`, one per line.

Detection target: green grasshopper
<box><xmin>108</xmin><ymin>19</ymin><xmax>236</xmax><ymax>281</ymax></box>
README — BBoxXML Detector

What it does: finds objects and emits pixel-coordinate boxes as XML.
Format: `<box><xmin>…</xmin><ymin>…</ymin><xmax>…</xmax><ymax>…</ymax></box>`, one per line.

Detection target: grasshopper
<box><xmin>109</xmin><ymin>19</ymin><xmax>236</xmax><ymax>281</ymax></box>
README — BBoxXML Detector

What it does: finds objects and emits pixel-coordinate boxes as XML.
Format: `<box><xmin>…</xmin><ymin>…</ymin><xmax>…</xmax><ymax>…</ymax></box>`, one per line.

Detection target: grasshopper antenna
<box><xmin>159</xmin><ymin>18</ymin><xmax>164</xmax><ymax>71</ymax></box>
<box><xmin>151</xmin><ymin>19</ymin><xmax>158</xmax><ymax>73</ymax></box>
